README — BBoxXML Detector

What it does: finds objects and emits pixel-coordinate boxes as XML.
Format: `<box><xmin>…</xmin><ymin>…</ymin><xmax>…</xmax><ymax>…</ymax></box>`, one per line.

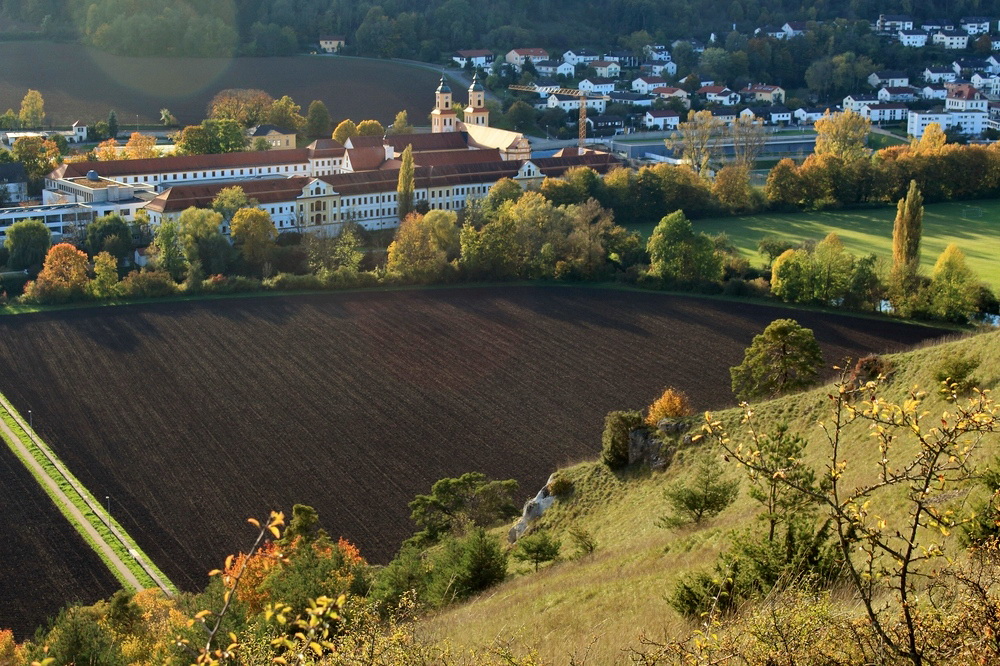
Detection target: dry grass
<box><xmin>418</xmin><ymin>329</ymin><xmax>1000</xmax><ymax>664</ymax></box>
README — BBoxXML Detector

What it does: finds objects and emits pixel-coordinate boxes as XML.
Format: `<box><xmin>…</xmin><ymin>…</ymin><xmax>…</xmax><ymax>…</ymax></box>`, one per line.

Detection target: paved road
<box><xmin>0</xmin><ymin>395</ymin><xmax>173</xmax><ymax>596</ymax></box>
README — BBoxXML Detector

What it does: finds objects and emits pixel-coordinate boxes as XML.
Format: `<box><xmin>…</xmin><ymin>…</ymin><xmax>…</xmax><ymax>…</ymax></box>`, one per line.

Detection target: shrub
<box><xmin>20</xmin><ymin>278</ymin><xmax>73</xmax><ymax>304</ymax></box>
<box><xmin>645</xmin><ymin>387</ymin><xmax>694</xmax><ymax>427</ymax></box>
<box><xmin>848</xmin><ymin>354</ymin><xmax>893</xmax><ymax>388</ymax></box>
<box><xmin>568</xmin><ymin>527</ymin><xmax>596</xmax><ymax>557</ymax></box>
<box><xmin>601</xmin><ymin>410</ymin><xmax>644</xmax><ymax>469</ymax></box>
<box><xmin>934</xmin><ymin>353</ymin><xmax>980</xmax><ymax>396</ymax></box>
<box><xmin>118</xmin><ymin>270</ymin><xmax>178</xmax><ymax>299</ymax></box>
<box><xmin>547</xmin><ymin>474</ymin><xmax>573</xmax><ymax>497</ymax></box>
<box><xmin>264</xmin><ymin>272</ymin><xmax>326</xmax><ymax>291</ymax></box>
<box><xmin>200</xmin><ymin>274</ymin><xmax>263</xmax><ymax>294</ymax></box>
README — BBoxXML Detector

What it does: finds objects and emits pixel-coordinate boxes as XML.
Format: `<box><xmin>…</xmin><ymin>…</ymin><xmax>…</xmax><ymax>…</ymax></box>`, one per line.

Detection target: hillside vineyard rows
<box><xmin>0</xmin><ymin>287</ymin><xmax>948</xmax><ymax>611</ymax></box>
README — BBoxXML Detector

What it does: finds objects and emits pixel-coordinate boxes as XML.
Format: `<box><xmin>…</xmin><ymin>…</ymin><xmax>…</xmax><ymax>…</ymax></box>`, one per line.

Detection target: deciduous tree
<box><xmin>12</xmin><ymin>136</ymin><xmax>59</xmax><ymax>185</ymax></box>
<box><xmin>177</xmin><ymin>207</ymin><xmax>232</xmax><ymax>274</ymax></box>
<box><xmin>646</xmin><ymin>210</ymin><xmax>722</xmax><ymax>282</ymax></box>
<box><xmin>388</xmin><ymin>110</ymin><xmax>413</xmax><ymax>135</ymax></box>
<box><xmin>4</xmin><ymin>218</ymin><xmax>51</xmax><ymax>272</ymax></box>
<box><xmin>332</xmin><ymin>119</ymin><xmax>358</xmax><ymax>144</ymax></box>
<box><xmin>669</xmin><ymin>110</ymin><xmax>722</xmax><ymax>176</ymax></box>
<box><xmin>148</xmin><ymin>219</ymin><xmax>187</xmax><ymax>280</ymax></box>
<box><xmin>212</xmin><ymin>186</ymin><xmax>259</xmax><ymax>223</ymax></box>
<box><xmin>124</xmin><ymin>132</ymin><xmax>158</xmax><ymax>160</ymax></box>
<box><xmin>356</xmin><ymin>119</ymin><xmax>385</xmax><ymax>137</ymax></box>
<box><xmin>927</xmin><ymin>244</ymin><xmax>980</xmax><ymax>322</ymax></box>
<box><xmin>645</xmin><ymin>387</ymin><xmax>693</xmax><ymax>427</ymax></box>
<box><xmin>231</xmin><ymin>207</ymin><xmax>277</xmax><ymax>272</ymax></box>
<box><xmin>107</xmin><ymin>109</ymin><xmax>119</xmax><ymax>139</ymax></box>
<box><xmin>305</xmin><ymin>100</ymin><xmax>331</xmax><ymax>139</ymax></box>
<box><xmin>85</xmin><ymin>213</ymin><xmax>131</xmax><ymax>263</ymax></box>
<box><xmin>208</xmin><ymin>88</ymin><xmax>274</xmax><ymax>128</ymax></box>
<box><xmin>712</xmin><ymin>164</ymin><xmax>753</xmax><ymax>213</ymax></box>
<box><xmin>814</xmin><ymin>110</ymin><xmax>870</xmax><ymax>162</ymax></box>
<box><xmin>764</xmin><ymin>157</ymin><xmax>803</xmax><ymax>208</ymax></box>
<box><xmin>89</xmin><ymin>251</ymin><xmax>119</xmax><ymax>298</ymax></box>
<box><xmin>730</xmin><ymin>318</ymin><xmax>824</xmax><ymax>400</ymax></box>
<box><xmin>267</xmin><ymin>95</ymin><xmax>305</xmax><ymax>132</ymax></box>
<box><xmin>94</xmin><ymin>138</ymin><xmax>119</xmax><ymax>161</ymax></box>
<box><xmin>18</xmin><ymin>89</ymin><xmax>45</xmax><ymax>128</ymax></box>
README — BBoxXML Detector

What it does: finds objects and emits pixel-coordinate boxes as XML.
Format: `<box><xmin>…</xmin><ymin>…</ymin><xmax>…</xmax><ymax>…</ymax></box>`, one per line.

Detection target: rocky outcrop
<box><xmin>508</xmin><ymin>473</ymin><xmax>557</xmax><ymax>543</ymax></box>
<box><xmin>627</xmin><ymin>418</ymin><xmax>692</xmax><ymax>470</ymax></box>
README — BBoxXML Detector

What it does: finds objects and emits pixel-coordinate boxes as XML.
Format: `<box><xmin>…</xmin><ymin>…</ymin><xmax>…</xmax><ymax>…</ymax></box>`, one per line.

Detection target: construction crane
<box><xmin>508</xmin><ymin>85</ymin><xmax>610</xmax><ymax>150</ymax></box>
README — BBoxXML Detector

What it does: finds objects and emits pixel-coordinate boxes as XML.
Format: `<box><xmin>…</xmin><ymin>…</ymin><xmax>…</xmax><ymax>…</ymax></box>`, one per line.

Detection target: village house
<box><xmin>972</xmin><ymin>72</ymin><xmax>1000</xmax><ymax>95</ymax></box>
<box><xmin>646</xmin><ymin>44</ymin><xmax>673</xmax><ymax>61</ymax></box>
<box><xmin>632</xmin><ymin>76</ymin><xmax>668</xmax><ymax>94</ymax></box>
<box><xmin>578</xmin><ymin>77</ymin><xmax>616</xmax><ymax>95</ymax></box>
<box><xmin>0</xmin><ymin>163</ymin><xmax>28</xmax><ymax>204</ymax></box>
<box><xmin>318</xmin><ymin>36</ymin><xmax>345</xmax><ymax>53</ymax></box>
<box><xmin>535</xmin><ymin>60</ymin><xmax>575</xmax><ymax>77</ymax></box>
<box><xmin>452</xmin><ymin>49</ymin><xmax>494</xmax><ymax>68</ymax></box>
<box><xmin>868</xmin><ymin>70</ymin><xmax>909</xmax><ymax>88</ymax></box>
<box><xmin>607</xmin><ymin>92</ymin><xmax>655</xmax><ymax>107</ymax></box>
<box><xmin>843</xmin><ymin>93</ymin><xmax>880</xmax><ymax>112</ymax></box>
<box><xmin>585</xmin><ymin>115</ymin><xmax>625</xmax><ymax>135</ymax></box>
<box><xmin>505</xmin><ymin>48</ymin><xmax>549</xmax><ymax>68</ymax></box>
<box><xmin>649</xmin><ymin>86</ymin><xmax>691</xmax><ymax>108</ymax></box>
<box><xmin>907</xmin><ymin>108</ymin><xmax>986</xmax><ymax>138</ymax></box>
<box><xmin>860</xmin><ymin>103</ymin><xmax>909</xmax><ymax>123</ymax></box>
<box><xmin>644</xmin><ymin>109</ymin><xmax>681</xmax><ymax>130</ymax></box>
<box><xmin>641</xmin><ymin>61</ymin><xmax>677</xmax><ymax>77</ymax></box>
<box><xmin>603</xmin><ymin>50</ymin><xmax>640</xmax><ymax>68</ymax></box>
<box><xmin>933</xmin><ymin>29</ymin><xmax>970</xmax><ymax>49</ymax></box>
<box><xmin>960</xmin><ymin>17</ymin><xmax>992</xmax><ymax>34</ymax></box>
<box><xmin>877</xmin><ymin>14</ymin><xmax>914</xmax><ymax>32</ymax></box>
<box><xmin>897</xmin><ymin>29</ymin><xmax>928</xmax><ymax>47</ymax></box>
<box><xmin>590</xmin><ymin>60</ymin><xmax>622</xmax><ymax>78</ymax></box>
<box><xmin>924</xmin><ymin>66</ymin><xmax>957</xmax><ymax>83</ymax></box>
<box><xmin>793</xmin><ymin>107</ymin><xmax>830</xmax><ymax>124</ymax></box>
<box><xmin>920</xmin><ymin>84</ymin><xmax>948</xmax><ymax>100</ymax></box>
<box><xmin>740</xmin><ymin>83</ymin><xmax>785</xmax><ymax>104</ymax></box>
<box><xmin>547</xmin><ymin>94</ymin><xmax>608</xmax><ymax>114</ymax></box>
<box><xmin>248</xmin><ymin>125</ymin><xmax>297</xmax><ymax>150</ymax></box>
<box><xmin>921</xmin><ymin>19</ymin><xmax>955</xmax><ymax>32</ymax></box>
<box><xmin>708</xmin><ymin>108</ymin><xmax>737</xmax><ymax>125</ymax></box>
<box><xmin>755</xmin><ymin>25</ymin><xmax>787</xmax><ymax>39</ymax></box>
<box><xmin>562</xmin><ymin>49</ymin><xmax>601</xmax><ymax>66</ymax></box>
<box><xmin>878</xmin><ymin>86</ymin><xmax>918</xmax><ymax>102</ymax></box>
<box><xmin>697</xmin><ymin>85</ymin><xmax>740</xmax><ymax>106</ymax></box>
<box><xmin>946</xmin><ymin>85</ymin><xmax>989</xmax><ymax>112</ymax></box>
<box><xmin>953</xmin><ymin>57</ymin><xmax>991</xmax><ymax>76</ymax></box>
<box><xmin>782</xmin><ymin>21</ymin><xmax>809</xmax><ymax>37</ymax></box>
<box><xmin>671</xmin><ymin>38</ymin><xmax>705</xmax><ymax>53</ymax></box>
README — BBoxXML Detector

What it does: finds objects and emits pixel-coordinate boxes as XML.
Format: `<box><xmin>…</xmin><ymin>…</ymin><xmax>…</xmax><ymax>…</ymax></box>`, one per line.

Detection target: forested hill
<box><xmin>3</xmin><ymin>0</ymin><xmax>1000</xmax><ymax>58</ymax></box>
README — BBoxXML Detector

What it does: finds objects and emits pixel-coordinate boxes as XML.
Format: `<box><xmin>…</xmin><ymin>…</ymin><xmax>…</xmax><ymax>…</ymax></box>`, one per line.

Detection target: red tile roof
<box><xmin>146</xmin><ymin>177</ymin><xmax>311</xmax><ymax>213</ymax></box>
<box><xmin>50</xmin><ymin>150</ymin><xmax>310</xmax><ymax>180</ymax></box>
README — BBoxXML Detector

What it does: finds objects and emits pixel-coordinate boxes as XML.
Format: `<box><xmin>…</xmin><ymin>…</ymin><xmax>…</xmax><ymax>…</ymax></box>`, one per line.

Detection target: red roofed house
<box><xmin>697</xmin><ymin>85</ymin><xmax>741</xmax><ymax>106</ymax></box>
<box><xmin>505</xmin><ymin>48</ymin><xmax>549</xmax><ymax>67</ymax></box>
<box><xmin>650</xmin><ymin>86</ymin><xmax>691</xmax><ymax>108</ymax></box>
<box><xmin>739</xmin><ymin>83</ymin><xmax>785</xmax><ymax>104</ymax></box>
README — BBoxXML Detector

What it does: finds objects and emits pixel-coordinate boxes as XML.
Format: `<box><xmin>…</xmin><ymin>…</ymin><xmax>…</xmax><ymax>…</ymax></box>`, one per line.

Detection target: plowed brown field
<box><xmin>0</xmin><ymin>287</ymin><xmax>948</xmax><ymax>597</ymax></box>
<box><xmin>0</xmin><ymin>437</ymin><xmax>120</xmax><ymax>638</ymax></box>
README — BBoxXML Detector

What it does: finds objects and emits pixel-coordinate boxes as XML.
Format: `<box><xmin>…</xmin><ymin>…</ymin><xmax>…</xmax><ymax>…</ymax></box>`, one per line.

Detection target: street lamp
<box><xmin>106</xmin><ymin>495</ymin><xmax>111</xmax><ymax>521</ymax></box>
<box><xmin>27</xmin><ymin>409</ymin><xmax>32</xmax><ymax>429</ymax></box>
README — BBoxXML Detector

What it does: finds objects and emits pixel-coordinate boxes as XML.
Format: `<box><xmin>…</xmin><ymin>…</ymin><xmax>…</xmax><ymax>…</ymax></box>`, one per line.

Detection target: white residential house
<box><xmin>505</xmin><ymin>48</ymin><xmax>549</xmax><ymax>67</ymax></box>
<box><xmin>649</xmin><ymin>86</ymin><xmax>691</xmax><ymax>108</ymax></box>
<box><xmin>318</xmin><ymin>36</ymin><xmax>345</xmax><ymax>53</ymax></box>
<box><xmin>607</xmin><ymin>92</ymin><xmax>655</xmax><ymax>107</ymax></box>
<box><xmin>923</xmin><ymin>66</ymin><xmax>957</xmax><ymax>83</ymax></box>
<box><xmin>971</xmin><ymin>72</ymin><xmax>1000</xmax><ymax>95</ymax></box>
<box><xmin>768</xmin><ymin>106</ymin><xmax>793</xmax><ymax>124</ymax></box>
<box><xmin>646</xmin><ymin>45</ymin><xmax>673</xmax><ymax>61</ymax></box>
<box><xmin>953</xmin><ymin>58</ymin><xmax>991</xmax><ymax>75</ymax></box>
<box><xmin>547</xmin><ymin>94</ymin><xmax>607</xmax><ymax>114</ymax></box>
<box><xmin>993</xmin><ymin>36</ymin><xmax>1000</xmax><ymax>51</ymax></box>
<box><xmin>960</xmin><ymin>17</ymin><xmax>992</xmax><ymax>34</ymax></box>
<box><xmin>604</xmin><ymin>50</ymin><xmax>640</xmax><ymax>68</ymax></box>
<box><xmin>933</xmin><ymin>30</ymin><xmax>970</xmax><ymax>49</ymax></box>
<box><xmin>756</xmin><ymin>25</ymin><xmax>787</xmax><ymax>39</ymax></box>
<box><xmin>535</xmin><ymin>60</ymin><xmax>575</xmax><ymax>77</ymax></box>
<box><xmin>794</xmin><ymin>107</ymin><xmax>830</xmax><ymax>124</ymax></box>
<box><xmin>878</xmin><ymin>86</ymin><xmax>918</xmax><ymax>102</ymax></box>
<box><xmin>860</xmin><ymin>103</ymin><xmax>908</xmax><ymax>123</ymax></box>
<box><xmin>868</xmin><ymin>70</ymin><xmax>909</xmax><ymax>88</ymax></box>
<box><xmin>578</xmin><ymin>77</ymin><xmax>616</xmax><ymax>94</ymax></box>
<box><xmin>843</xmin><ymin>93</ymin><xmax>880</xmax><ymax>112</ymax></box>
<box><xmin>708</xmin><ymin>108</ymin><xmax>737</xmax><ymax>125</ymax></box>
<box><xmin>921</xmin><ymin>19</ymin><xmax>955</xmax><ymax>31</ymax></box>
<box><xmin>697</xmin><ymin>85</ymin><xmax>740</xmax><ymax>105</ymax></box>
<box><xmin>562</xmin><ymin>49</ymin><xmax>600</xmax><ymax>66</ymax></box>
<box><xmin>878</xmin><ymin>14</ymin><xmax>914</xmax><ymax>32</ymax></box>
<box><xmin>590</xmin><ymin>60</ymin><xmax>622</xmax><ymax>78</ymax></box>
<box><xmin>920</xmin><ymin>85</ymin><xmax>948</xmax><ymax>100</ymax></box>
<box><xmin>898</xmin><ymin>29</ymin><xmax>928</xmax><ymax>47</ymax></box>
<box><xmin>0</xmin><ymin>163</ymin><xmax>28</xmax><ymax>204</ymax></box>
<box><xmin>908</xmin><ymin>109</ymin><xmax>987</xmax><ymax>137</ymax></box>
<box><xmin>643</xmin><ymin>61</ymin><xmax>677</xmax><ymax>76</ymax></box>
<box><xmin>644</xmin><ymin>109</ymin><xmax>681</xmax><ymax>130</ymax></box>
<box><xmin>632</xmin><ymin>76</ymin><xmax>668</xmax><ymax>94</ymax></box>
<box><xmin>782</xmin><ymin>21</ymin><xmax>808</xmax><ymax>37</ymax></box>
<box><xmin>452</xmin><ymin>50</ymin><xmax>494</xmax><ymax>68</ymax></box>
<box><xmin>946</xmin><ymin>86</ymin><xmax>989</xmax><ymax>112</ymax></box>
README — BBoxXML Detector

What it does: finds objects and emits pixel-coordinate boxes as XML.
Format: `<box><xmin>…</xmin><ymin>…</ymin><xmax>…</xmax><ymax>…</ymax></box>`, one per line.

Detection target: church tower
<box><xmin>431</xmin><ymin>76</ymin><xmax>457</xmax><ymax>133</ymax></box>
<box><xmin>463</xmin><ymin>73</ymin><xmax>489</xmax><ymax>127</ymax></box>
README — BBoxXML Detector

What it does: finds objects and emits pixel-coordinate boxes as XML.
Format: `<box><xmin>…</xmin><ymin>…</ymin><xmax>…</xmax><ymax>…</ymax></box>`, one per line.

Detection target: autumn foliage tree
<box><xmin>22</xmin><ymin>242</ymin><xmax>90</xmax><ymax>303</ymax></box>
<box><xmin>123</xmin><ymin>132</ymin><xmax>158</xmax><ymax>160</ymax></box>
<box><xmin>94</xmin><ymin>138</ymin><xmax>120</xmax><ymax>161</ymax></box>
<box><xmin>645</xmin><ymin>387</ymin><xmax>694</xmax><ymax>427</ymax></box>
<box><xmin>231</xmin><ymin>207</ymin><xmax>277</xmax><ymax>274</ymax></box>
<box><xmin>814</xmin><ymin>109</ymin><xmax>870</xmax><ymax>161</ymax></box>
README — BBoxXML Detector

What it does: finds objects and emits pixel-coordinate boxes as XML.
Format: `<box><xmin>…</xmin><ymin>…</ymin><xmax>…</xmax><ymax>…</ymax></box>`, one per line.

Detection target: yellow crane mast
<box><xmin>508</xmin><ymin>85</ymin><xmax>610</xmax><ymax>149</ymax></box>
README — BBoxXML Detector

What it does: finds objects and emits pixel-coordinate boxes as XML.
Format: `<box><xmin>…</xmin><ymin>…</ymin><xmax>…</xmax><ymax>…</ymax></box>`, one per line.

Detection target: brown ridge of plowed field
<box><xmin>0</xmin><ymin>42</ymin><xmax>440</xmax><ymax>126</ymax></box>
<box><xmin>0</xmin><ymin>432</ymin><xmax>121</xmax><ymax>638</ymax></box>
<box><xmin>0</xmin><ymin>286</ymin><xmax>948</xmax><ymax>595</ymax></box>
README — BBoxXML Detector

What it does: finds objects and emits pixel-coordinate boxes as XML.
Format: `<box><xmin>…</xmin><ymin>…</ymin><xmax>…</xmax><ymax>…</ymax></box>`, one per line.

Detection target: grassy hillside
<box><xmin>627</xmin><ymin>201</ymin><xmax>1000</xmax><ymax>292</ymax></box>
<box><xmin>417</xmin><ymin>329</ymin><xmax>1000</xmax><ymax>664</ymax></box>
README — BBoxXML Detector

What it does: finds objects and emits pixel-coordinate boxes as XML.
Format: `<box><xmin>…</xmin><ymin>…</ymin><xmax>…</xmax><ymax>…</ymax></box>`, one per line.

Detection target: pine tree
<box><xmin>397</xmin><ymin>144</ymin><xmax>415</xmax><ymax>221</ymax></box>
<box><xmin>107</xmin><ymin>109</ymin><xmax>119</xmax><ymax>139</ymax></box>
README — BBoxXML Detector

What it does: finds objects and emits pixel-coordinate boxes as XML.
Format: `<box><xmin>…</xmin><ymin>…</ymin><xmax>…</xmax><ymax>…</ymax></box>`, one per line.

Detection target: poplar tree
<box><xmin>397</xmin><ymin>144</ymin><xmax>415</xmax><ymax>221</ymax></box>
<box><xmin>892</xmin><ymin>179</ymin><xmax>923</xmax><ymax>274</ymax></box>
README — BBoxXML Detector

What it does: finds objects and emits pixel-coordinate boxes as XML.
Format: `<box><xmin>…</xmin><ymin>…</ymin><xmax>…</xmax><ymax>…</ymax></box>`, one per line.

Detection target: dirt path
<box><xmin>0</xmin><ymin>398</ymin><xmax>173</xmax><ymax>596</ymax></box>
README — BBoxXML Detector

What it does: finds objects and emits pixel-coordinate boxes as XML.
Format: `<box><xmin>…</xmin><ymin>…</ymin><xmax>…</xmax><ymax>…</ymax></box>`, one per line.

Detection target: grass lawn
<box><xmin>627</xmin><ymin>201</ymin><xmax>1000</xmax><ymax>291</ymax></box>
<box><xmin>867</xmin><ymin>132</ymin><xmax>908</xmax><ymax>150</ymax></box>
